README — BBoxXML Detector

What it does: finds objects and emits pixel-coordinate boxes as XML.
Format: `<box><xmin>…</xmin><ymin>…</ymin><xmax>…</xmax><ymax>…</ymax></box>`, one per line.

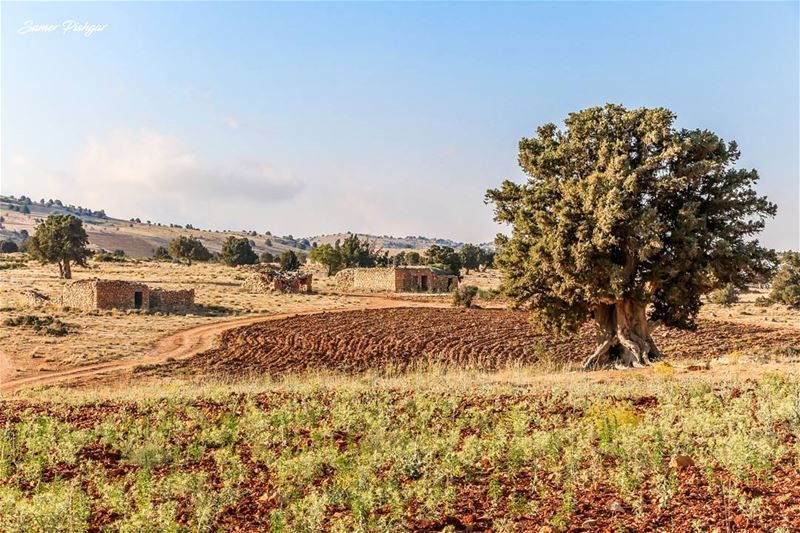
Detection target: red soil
<box><xmin>179</xmin><ymin>307</ymin><xmax>800</xmax><ymax>377</ymax></box>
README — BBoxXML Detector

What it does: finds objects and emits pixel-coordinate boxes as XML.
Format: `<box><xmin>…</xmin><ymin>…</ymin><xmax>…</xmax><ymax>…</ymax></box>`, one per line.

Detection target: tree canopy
<box><xmin>486</xmin><ymin>104</ymin><xmax>776</xmax><ymax>368</ymax></box>
<box><xmin>309</xmin><ymin>244</ymin><xmax>344</xmax><ymax>276</ymax></box>
<box><xmin>219</xmin><ymin>237</ymin><xmax>258</xmax><ymax>267</ymax></box>
<box><xmin>459</xmin><ymin>244</ymin><xmax>481</xmax><ymax>274</ymax></box>
<box><xmin>27</xmin><ymin>215</ymin><xmax>90</xmax><ymax>279</ymax></box>
<box><xmin>0</xmin><ymin>240</ymin><xmax>19</xmax><ymax>253</ymax></box>
<box><xmin>280</xmin><ymin>250</ymin><xmax>301</xmax><ymax>271</ymax></box>
<box><xmin>425</xmin><ymin>245</ymin><xmax>462</xmax><ymax>277</ymax></box>
<box><xmin>770</xmin><ymin>252</ymin><xmax>800</xmax><ymax>308</ymax></box>
<box><xmin>308</xmin><ymin>235</ymin><xmax>388</xmax><ymax>275</ymax></box>
<box><xmin>168</xmin><ymin>236</ymin><xmax>211</xmax><ymax>266</ymax></box>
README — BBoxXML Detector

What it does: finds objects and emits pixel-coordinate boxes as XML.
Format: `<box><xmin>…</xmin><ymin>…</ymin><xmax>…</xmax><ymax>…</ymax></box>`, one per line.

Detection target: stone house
<box><xmin>60</xmin><ymin>279</ymin><xmax>194</xmax><ymax>311</ymax></box>
<box><xmin>335</xmin><ymin>266</ymin><xmax>458</xmax><ymax>293</ymax></box>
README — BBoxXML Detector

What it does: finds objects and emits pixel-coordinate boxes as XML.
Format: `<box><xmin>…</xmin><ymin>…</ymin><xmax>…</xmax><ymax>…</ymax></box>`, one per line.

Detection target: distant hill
<box><xmin>0</xmin><ymin>195</ymin><xmax>489</xmax><ymax>259</ymax></box>
<box><xmin>307</xmin><ymin>233</ymin><xmax>469</xmax><ymax>252</ymax></box>
<box><xmin>0</xmin><ymin>195</ymin><xmax>308</xmax><ymax>259</ymax></box>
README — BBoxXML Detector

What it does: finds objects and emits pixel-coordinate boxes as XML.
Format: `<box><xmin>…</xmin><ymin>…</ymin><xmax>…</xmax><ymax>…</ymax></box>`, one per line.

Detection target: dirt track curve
<box><xmin>0</xmin><ymin>296</ymin><xmax>439</xmax><ymax>393</ymax></box>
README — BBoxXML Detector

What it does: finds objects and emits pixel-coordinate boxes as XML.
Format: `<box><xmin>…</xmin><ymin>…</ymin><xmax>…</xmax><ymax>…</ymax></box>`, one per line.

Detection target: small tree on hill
<box><xmin>486</xmin><ymin>104</ymin><xmax>776</xmax><ymax>368</ymax></box>
<box><xmin>770</xmin><ymin>252</ymin><xmax>800</xmax><ymax>308</ymax></box>
<box><xmin>459</xmin><ymin>244</ymin><xmax>481</xmax><ymax>274</ymax></box>
<box><xmin>280</xmin><ymin>250</ymin><xmax>301</xmax><ymax>271</ymax></box>
<box><xmin>27</xmin><ymin>215</ymin><xmax>90</xmax><ymax>279</ymax></box>
<box><xmin>168</xmin><ymin>236</ymin><xmax>211</xmax><ymax>266</ymax></box>
<box><xmin>259</xmin><ymin>251</ymin><xmax>275</xmax><ymax>264</ymax></box>
<box><xmin>152</xmin><ymin>246</ymin><xmax>171</xmax><ymax>261</ymax></box>
<box><xmin>0</xmin><ymin>240</ymin><xmax>19</xmax><ymax>253</ymax></box>
<box><xmin>220</xmin><ymin>236</ymin><xmax>258</xmax><ymax>266</ymax></box>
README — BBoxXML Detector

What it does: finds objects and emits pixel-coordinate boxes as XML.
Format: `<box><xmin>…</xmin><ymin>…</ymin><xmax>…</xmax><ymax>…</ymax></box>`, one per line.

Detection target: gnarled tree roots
<box><xmin>582</xmin><ymin>300</ymin><xmax>661</xmax><ymax>369</ymax></box>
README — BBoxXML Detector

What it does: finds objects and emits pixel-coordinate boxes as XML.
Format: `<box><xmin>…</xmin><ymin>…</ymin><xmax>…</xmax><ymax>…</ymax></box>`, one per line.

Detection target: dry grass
<box><xmin>0</xmin><ymin>259</ymin><xmax>365</xmax><ymax>380</ymax></box>
<box><xmin>1</xmin><ymin>258</ymin><xmax>797</xmax><ymax>390</ymax></box>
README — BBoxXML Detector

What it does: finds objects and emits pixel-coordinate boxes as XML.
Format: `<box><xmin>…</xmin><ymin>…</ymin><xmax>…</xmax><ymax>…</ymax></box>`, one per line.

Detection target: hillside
<box><xmin>0</xmin><ymin>196</ymin><xmax>311</xmax><ymax>259</ymax></box>
<box><xmin>306</xmin><ymin>232</ymin><xmax>470</xmax><ymax>252</ymax></box>
<box><xmin>0</xmin><ymin>196</ymin><xmax>487</xmax><ymax>259</ymax></box>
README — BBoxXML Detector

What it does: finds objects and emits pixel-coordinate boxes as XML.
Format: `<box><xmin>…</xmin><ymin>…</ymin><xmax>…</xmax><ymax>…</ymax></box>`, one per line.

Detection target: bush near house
<box><xmin>770</xmin><ymin>251</ymin><xmax>800</xmax><ymax>308</ymax></box>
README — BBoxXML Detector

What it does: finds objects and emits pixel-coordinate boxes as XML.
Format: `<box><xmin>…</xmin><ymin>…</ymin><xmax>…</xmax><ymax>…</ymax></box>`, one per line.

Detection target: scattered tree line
<box><xmin>308</xmin><ymin>237</ymin><xmax>494</xmax><ymax>277</ymax></box>
<box><xmin>2</xmin><ymin>195</ymin><xmax>107</xmax><ymax>218</ymax></box>
<box><xmin>308</xmin><ymin>235</ymin><xmax>390</xmax><ymax>276</ymax></box>
<box><xmin>151</xmin><ymin>235</ymin><xmax>306</xmax><ymax>271</ymax></box>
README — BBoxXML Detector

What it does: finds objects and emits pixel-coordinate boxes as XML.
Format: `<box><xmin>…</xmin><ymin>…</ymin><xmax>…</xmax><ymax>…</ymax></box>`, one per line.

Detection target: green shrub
<box><xmin>452</xmin><ymin>285</ymin><xmax>479</xmax><ymax>308</ymax></box>
<box><xmin>280</xmin><ymin>251</ymin><xmax>301</xmax><ymax>271</ymax></box>
<box><xmin>94</xmin><ymin>250</ymin><xmax>126</xmax><ymax>262</ymax></box>
<box><xmin>3</xmin><ymin>315</ymin><xmax>72</xmax><ymax>336</ymax></box>
<box><xmin>709</xmin><ymin>284</ymin><xmax>739</xmax><ymax>306</ymax></box>
<box><xmin>769</xmin><ymin>251</ymin><xmax>800</xmax><ymax>308</ymax></box>
<box><xmin>152</xmin><ymin>246</ymin><xmax>172</xmax><ymax>261</ymax></box>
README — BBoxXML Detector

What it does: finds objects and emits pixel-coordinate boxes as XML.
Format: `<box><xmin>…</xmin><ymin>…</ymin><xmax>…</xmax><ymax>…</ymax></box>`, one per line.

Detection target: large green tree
<box><xmin>28</xmin><ymin>215</ymin><xmax>90</xmax><ymax>279</ymax></box>
<box><xmin>458</xmin><ymin>244</ymin><xmax>482</xmax><ymax>274</ymax></box>
<box><xmin>486</xmin><ymin>104</ymin><xmax>776</xmax><ymax>368</ymax></box>
<box><xmin>219</xmin><ymin>236</ymin><xmax>258</xmax><ymax>266</ymax></box>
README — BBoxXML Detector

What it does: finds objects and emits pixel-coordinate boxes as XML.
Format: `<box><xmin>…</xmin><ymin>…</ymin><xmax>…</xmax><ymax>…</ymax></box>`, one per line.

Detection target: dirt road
<box><xmin>0</xmin><ymin>296</ymin><xmax>442</xmax><ymax>393</ymax></box>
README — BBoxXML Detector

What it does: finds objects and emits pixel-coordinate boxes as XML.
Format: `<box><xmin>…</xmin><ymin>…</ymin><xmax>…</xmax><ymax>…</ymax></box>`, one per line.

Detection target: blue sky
<box><xmin>2</xmin><ymin>2</ymin><xmax>798</xmax><ymax>249</ymax></box>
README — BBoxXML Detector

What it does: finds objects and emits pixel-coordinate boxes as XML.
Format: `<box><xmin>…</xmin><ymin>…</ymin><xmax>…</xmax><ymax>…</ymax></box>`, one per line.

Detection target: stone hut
<box><xmin>335</xmin><ymin>266</ymin><xmax>458</xmax><ymax>293</ymax></box>
<box><xmin>60</xmin><ymin>279</ymin><xmax>194</xmax><ymax>311</ymax></box>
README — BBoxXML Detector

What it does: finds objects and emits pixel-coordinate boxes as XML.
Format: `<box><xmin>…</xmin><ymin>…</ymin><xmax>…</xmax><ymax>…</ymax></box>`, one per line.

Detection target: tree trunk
<box><xmin>582</xmin><ymin>300</ymin><xmax>661</xmax><ymax>369</ymax></box>
<box><xmin>62</xmin><ymin>259</ymin><xmax>72</xmax><ymax>279</ymax></box>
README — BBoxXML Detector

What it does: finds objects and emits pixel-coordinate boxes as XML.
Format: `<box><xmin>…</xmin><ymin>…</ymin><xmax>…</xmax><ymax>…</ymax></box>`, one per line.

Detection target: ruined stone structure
<box><xmin>22</xmin><ymin>290</ymin><xmax>50</xmax><ymax>307</ymax></box>
<box><xmin>150</xmin><ymin>288</ymin><xmax>195</xmax><ymax>309</ymax></box>
<box><xmin>60</xmin><ymin>279</ymin><xmax>194</xmax><ymax>311</ymax></box>
<box><xmin>242</xmin><ymin>270</ymin><xmax>313</xmax><ymax>293</ymax></box>
<box><xmin>335</xmin><ymin>266</ymin><xmax>458</xmax><ymax>293</ymax></box>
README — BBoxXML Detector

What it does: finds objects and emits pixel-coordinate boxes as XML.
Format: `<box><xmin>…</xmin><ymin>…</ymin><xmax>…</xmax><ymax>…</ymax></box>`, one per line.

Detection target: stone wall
<box><xmin>150</xmin><ymin>288</ymin><xmax>195</xmax><ymax>308</ymax></box>
<box><xmin>353</xmin><ymin>268</ymin><xmax>397</xmax><ymax>291</ymax></box>
<box><xmin>95</xmin><ymin>280</ymin><xmax>150</xmax><ymax>310</ymax></box>
<box><xmin>60</xmin><ymin>280</ymin><xmax>97</xmax><ymax>310</ymax></box>
<box><xmin>395</xmin><ymin>267</ymin><xmax>458</xmax><ymax>292</ymax></box>
<box><xmin>335</xmin><ymin>267</ymin><xmax>458</xmax><ymax>293</ymax></box>
<box><xmin>242</xmin><ymin>271</ymin><xmax>313</xmax><ymax>293</ymax></box>
<box><xmin>22</xmin><ymin>290</ymin><xmax>50</xmax><ymax>307</ymax></box>
<box><xmin>60</xmin><ymin>279</ymin><xmax>193</xmax><ymax>311</ymax></box>
<box><xmin>333</xmin><ymin>269</ymin><xmax>356</xmax><ymax>291</ymax></box>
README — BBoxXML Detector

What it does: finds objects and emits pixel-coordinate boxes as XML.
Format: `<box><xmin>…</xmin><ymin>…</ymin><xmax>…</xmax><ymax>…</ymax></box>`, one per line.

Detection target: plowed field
<box><xmin>181</xmin><ymin>307</ymin><xmax>800</xmax><ymax>376</ymax></box>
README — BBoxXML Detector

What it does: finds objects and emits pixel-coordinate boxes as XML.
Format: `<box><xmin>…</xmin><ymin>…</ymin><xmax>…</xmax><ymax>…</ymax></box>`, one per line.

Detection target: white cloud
<box><xmin>222</xmin><ymin>116</ymin><xmax>241</xmax><ymax>130</ymax></box>
<box><xmin>8</xmin><ymin>129</ymin><xmax>303</xmax><ymax>226</ymax></box>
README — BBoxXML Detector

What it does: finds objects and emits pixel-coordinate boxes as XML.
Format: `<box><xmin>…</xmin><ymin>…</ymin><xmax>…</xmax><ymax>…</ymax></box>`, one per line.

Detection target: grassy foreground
<box><xmin>1</xmin><ymin>370</ymin><xmax>799</xmax><ymax>532</ymax></box>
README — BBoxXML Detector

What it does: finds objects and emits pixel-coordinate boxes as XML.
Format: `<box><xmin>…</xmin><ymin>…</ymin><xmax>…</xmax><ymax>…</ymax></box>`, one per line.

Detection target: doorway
<box><xmin>420</xmin><ymin>276</ymin><xmax>428</xmax><ymax>291</ymax></box>
<box><xmin>134</xmin><ymin>291</ymin><xmax>143</xmax><ymax>309</ymax></box>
